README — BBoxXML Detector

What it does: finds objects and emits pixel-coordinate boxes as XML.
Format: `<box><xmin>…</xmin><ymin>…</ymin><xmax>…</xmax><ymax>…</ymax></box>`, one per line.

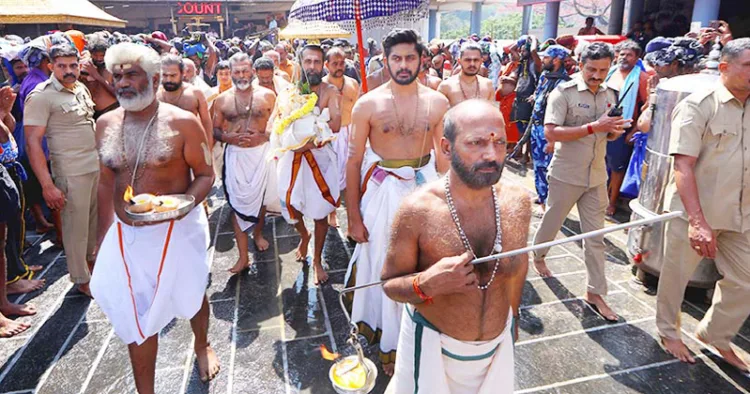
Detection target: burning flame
<box><xmin>123</xmin><ymin>186</ymin><xmax>134</xmax><ymax>203</ymax></box>
<box><xmin>319</xmin><ymin>345</ymin><xmax>340</xmax><ymax>361</ymax></box>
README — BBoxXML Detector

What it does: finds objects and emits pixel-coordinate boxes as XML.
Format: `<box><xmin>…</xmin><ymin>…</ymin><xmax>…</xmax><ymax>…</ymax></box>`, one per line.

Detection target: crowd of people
<box><xmin>0</xmin><ymin>14</ymin><xmax>748</xmax><ymax>394</ymax></box>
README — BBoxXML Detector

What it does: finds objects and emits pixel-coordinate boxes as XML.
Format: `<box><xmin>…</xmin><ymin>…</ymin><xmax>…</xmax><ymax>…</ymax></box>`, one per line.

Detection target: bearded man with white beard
<box><xmin>211</xmin><ymin>53</ymin><xmax>279</xmax><ymax>274</ymax></box>
<box><xmin>91</xmin><ymin>43</ymin><xmax>220</xmax><ymax>393</ymax></box>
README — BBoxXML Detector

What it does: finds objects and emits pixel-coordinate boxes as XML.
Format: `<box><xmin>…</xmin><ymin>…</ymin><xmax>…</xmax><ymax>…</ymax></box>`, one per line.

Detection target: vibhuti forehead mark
<box><xmin>115</xmin><ymin>64</ymin><xmax>133</xmax><ymax>72</ymax></box>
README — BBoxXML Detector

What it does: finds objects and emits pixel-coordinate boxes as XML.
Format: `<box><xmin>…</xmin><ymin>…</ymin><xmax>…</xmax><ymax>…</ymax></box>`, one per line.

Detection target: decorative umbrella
<box><xmin>279</xmin><ymin>19</ymin><xmax>352</xmax><ymax>40</ymax></box>
<box><xmin>288</xmin><ymin>0</ymin><xmax>430</xmax><ymax>92</ymax></box>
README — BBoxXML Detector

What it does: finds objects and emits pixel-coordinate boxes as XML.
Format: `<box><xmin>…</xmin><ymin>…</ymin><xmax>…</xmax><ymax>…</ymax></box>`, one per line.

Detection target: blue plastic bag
<box><xmin>620</xmin><ymin>132</ymin><xmax>648</xmax><ymax>199</ymax></box>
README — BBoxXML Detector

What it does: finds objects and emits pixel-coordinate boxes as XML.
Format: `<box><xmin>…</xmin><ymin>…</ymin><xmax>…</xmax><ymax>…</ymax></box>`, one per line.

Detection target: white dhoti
<box><xmin>223</xmin><ymin>143</ymin><xmax>280</xmax><ymax>232</ymax></box>
<box><xmin>343</xmin><ymin>149</ymin><xmax>436</xmax><ymax>364</ymax></box>
<box><xmin>91</xmin><ymin>207</ymin><xmax>210</xmax><ymax>345</ymax></box>
<box><xmin>277</xmin><ymin>144</ymin><xmax>339</xmax><ymax>223</ymax></box>
<box><xmin>332</xmin><ymin>125</ymin><xmax>350</xmax><ymax>191</ymax></box>
<box><xmin>386</xmin><ymin>306</ymin><xmax>515</xmax><ymax>394</ymax></box>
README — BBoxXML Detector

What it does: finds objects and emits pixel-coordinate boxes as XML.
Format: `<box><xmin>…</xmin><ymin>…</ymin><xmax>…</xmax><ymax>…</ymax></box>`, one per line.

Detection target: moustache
<box><xmin>473</xmin><ymin>161</ymin><xmax>500</xmax><ymax>171</ymax></box>
<box><xmin>117</xmin><ymin>87</ymin><xmax>138</xmax><ymax>96</ymax></box>
<box><xmin>162</xmin><ymin>82</ymin><xmax>181</xmax><ymax>91</ymax></box>
<box><xmin>63</xmin><ymin>73</ymin><xmax>76</xmax><ymax>80</ymax></box>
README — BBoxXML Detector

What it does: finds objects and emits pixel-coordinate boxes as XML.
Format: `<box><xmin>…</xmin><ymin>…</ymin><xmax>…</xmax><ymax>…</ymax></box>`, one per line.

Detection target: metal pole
<box><xmin>521</xmin><ymin>5</ymin><xmax>532</xmax><ymax>36</ymax></box>
<box><xmin>543</xmin><ymin>1</ymin><xmax>560</xmax><ymax>40</ymax></box>
<box><xmin>337</xmin><ymin>210</ymin><xmax>683</xmax><ymax>326</ymax></box>
<box><xmin>691</xmin><ymin>0</ymin><xmax>721</xmax><ymax>28</ymax></box>
<box><xmin>470</xmin><ymin>2</ymin><xmax>482</xmax><ymax>36</ymax></box>
<box><xmin>627</xmin><ymin>0</ymin><xmax>646</xmax><ymax>33</ymax></box>
<box><xmin>354</xmin><ymin>0</ymin><xmax>369</xmax><ymax>93</ymax></box>
<box><xmin>428</xmin><ymin>9</ymin><xmax>438</xmax><ymax>41</ymax></box>
<box><xmin>609</xmin><ymin>0</ymin><xmax>626</xmax><ymax>35</ymax></box>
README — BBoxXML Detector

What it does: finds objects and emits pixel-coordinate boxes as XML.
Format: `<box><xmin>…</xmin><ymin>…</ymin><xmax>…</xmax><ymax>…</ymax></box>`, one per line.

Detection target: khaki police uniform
<box><xmin>532</xmin><ymin>76</ymin><xmax>619</xmax><ymax>295</ymax></box>
<box><xmin>24</xmin><ymin>76</ymin><xmax>99</xmax><ymax>284</ymax></box>
<box><xmin>656</xmin><ymin>83</ymin><xmax>750</xmax><ymax>349</ymax></box>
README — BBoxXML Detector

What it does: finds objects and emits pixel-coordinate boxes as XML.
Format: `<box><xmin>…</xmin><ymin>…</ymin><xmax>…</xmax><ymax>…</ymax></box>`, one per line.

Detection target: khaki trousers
<box><xmin>533</xmin><ymin>177</ymin><xmax>608</xmax><ymax>295</ymax></box>
<box><xmin>656</xmin><ymin>218</ymin><xmax>750</xmax><ymax>349</ymax></box>
<box><xmin>54</xmin><ymin>171</ymin><xmax>98</xmax><ymax>284</ymax></box>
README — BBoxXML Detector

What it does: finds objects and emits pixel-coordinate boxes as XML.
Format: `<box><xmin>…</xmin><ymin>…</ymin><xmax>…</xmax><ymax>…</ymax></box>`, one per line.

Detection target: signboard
<box><xmin>516</xmin><ymin>0</ymin><xmax>563</xmax><ymax>6</ymax></box>
<box><xmin>177</xmin><ymin>2</ymin><xmax>222</xmax><ymax>15</ymax></box>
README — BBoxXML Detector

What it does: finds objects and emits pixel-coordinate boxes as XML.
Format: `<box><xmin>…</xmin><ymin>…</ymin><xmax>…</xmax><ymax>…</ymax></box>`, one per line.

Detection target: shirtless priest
<box><xmin>383</xmin><ymin>100</ymin><xmax>531</xmax><ymax>394</ymax></box>
<box><xmin>92</xmin><ymin>43</ymin><xmax>220</xmax><ymax>393</ymax></box>
<box><xmin>213</xmin><ymin>53</ymin><xmax>279</xmax><ymax>274</ymax></box>
<box><xmin>276</xmin><ymin>45</ymin><xmax>342</xmax><ymax>285</ymax></box>
<box><xmin>437</xmin><ymin>42</ymin><xmax>495</xmax><ymax>107</ymax></box>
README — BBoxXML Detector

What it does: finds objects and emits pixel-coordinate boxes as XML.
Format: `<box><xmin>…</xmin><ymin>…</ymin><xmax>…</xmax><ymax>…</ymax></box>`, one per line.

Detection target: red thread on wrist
<box><xmin>412</xmin><ymin>275</ymin><xmax>433</xmax><ymax>305</ymax></box>
<box><xmin>587</xmin><ymin>124</ymin><xmax>594</xmax><ymax>135</ymax></box>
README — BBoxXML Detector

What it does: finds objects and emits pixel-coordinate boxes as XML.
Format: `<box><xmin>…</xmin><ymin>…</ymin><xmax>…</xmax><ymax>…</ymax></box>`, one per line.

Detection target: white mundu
<box><xmin>332</xmin><ymin>124</ymin><xmax>351</xmax><ymax>191</ymax></box>
<box><xmin>344</xmin><ymin>148</ymin><xmax>436</xmax><ymax>364</ymax></box>
<box><xmin>91</xmin><ymin>208</ymin><xmax>210</xmax><ymax>345</ymax></box>
<box><xmin>277</xmin><ymin>144</ymin><xmax>340</xmax><ymax>223</ymax></box>
<box><xmin>223</xmin><ymin>142</ymin><xmax>280</xmax><ymax>230</ymax></box>
<box><xmin>386</xmin><ymin>305</ymin><xmax>515</xmax><ymax>394</ymax></box>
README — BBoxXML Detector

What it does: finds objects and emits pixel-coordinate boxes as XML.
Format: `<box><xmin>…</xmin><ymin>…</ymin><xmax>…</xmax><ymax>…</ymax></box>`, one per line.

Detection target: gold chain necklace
<box><xmin>459</xmin><ymin>76</ymin><xmax>480</xmax><ymax>100</ymax></box>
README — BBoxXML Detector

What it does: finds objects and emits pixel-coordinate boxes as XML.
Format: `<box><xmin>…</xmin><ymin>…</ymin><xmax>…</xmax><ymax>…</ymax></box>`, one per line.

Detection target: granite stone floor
<box><xmin>2</xmin><ymin>164</ymin><xmax>750</xmax><ymax>394</ymax></box>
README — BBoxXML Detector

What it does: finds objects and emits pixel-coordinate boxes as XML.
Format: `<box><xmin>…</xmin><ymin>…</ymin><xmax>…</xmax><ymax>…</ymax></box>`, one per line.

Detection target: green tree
<box><xmin>439</xmin><ymin>10</ymin><xmax>554</xmax><ymax>40</ymax></box>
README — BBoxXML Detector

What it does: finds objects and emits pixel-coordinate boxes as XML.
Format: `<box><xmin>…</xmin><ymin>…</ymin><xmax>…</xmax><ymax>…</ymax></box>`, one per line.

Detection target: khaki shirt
<box><xmin>24</xmin><ymin>76</ymin><xmax>98</xmax><ymax>178</ymax></box>
<box><xmin>544</xmin><ymin>76</ymin><xmax>619</xmax><ymax>188</ymax></box>
<box><xmin>665</xmin><ymin>83</ymin><xmax>750</xmax><ymax>232</ymax></box>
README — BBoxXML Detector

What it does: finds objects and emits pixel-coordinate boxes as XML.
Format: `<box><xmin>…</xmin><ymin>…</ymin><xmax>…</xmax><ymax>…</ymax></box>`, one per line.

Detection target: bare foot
<box><xmin>77</xmin><ymin>283</ymin><xmax>93</xmax><ymax>298</ymax></box>
<box><xmin>533</xmin><ymin>259</ymin><xmax>553</xmax><ymax>278</ymax></box>
<box><xmin>313</xmin><ymin>260</ymin><xmax>329</xmax><ymax>286</ymax></box>
<box><xmin>606</xmin><ymin>204</ymin><xmax>617</xmax><ymax>217</ymax></box>
<box><xmin>0</xmin><ymin>315</ymin><xmax>30</xmax><ymax>338</ymax></box>
<box><xmin>253</xmin><ymin>234</ymin><xmax>270</xmax><ymax>252</ymax></box>
<box><xmin>295</xmin><ymin>231</ymin><xmax>311</xmax><ymax>261</ymax></box>
<box><xmin>0</xmin><ymin>302</ymin><xmax>37</xmax><ymax>317</ymax></box>
<box><xmin>696</xmin><ymin>332</ymin><xmax>749</xmax><ymax>372</ymax></box>
<box><xmin>382</xmin><ymin>362</ymin><xmax>395</xmax><ymax>377</ymax></box>
<box><xmin>328</xmin><ymin>211</ymin><xmax>339</xmax><ymax>228</ymax></box>
<box><xmin>228</xmin><ymin>256</ymin><xmax>251</xmax><ymax>274</ymax></box>
<box><xmin>6</xmin><ymin>279</ymin><xmax>45</xmax><ymax>295</ymax></box>
<box><xmin>196</xmin><ymin>344</ymin><xmax>221</xmax><ymax>382</ymax></box>
<box><xmin>584</xmin><ymin>292</ymin><xmax>618</xmax><ymax>322</ymax></box>
<box><xmin>660</xmin><ymin>336</ymin><xmax>696</xmax><ymax>363</ymax></box>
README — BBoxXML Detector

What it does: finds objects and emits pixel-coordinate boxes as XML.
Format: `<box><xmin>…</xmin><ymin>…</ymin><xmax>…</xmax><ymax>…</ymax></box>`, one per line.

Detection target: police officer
<box><xmin>656</xmin><ymin>38</ymin><xmax>750</xmax><ymax>372</ymax></box>
<box><xmin>24</xmin><ymin>44</ymin><xmax>98</xmax><ymax>297</ymax></box>
<box><xmin>531</xmin><ymin>42</ymin><xmax>629</xmax><ymax>322</ymax></box>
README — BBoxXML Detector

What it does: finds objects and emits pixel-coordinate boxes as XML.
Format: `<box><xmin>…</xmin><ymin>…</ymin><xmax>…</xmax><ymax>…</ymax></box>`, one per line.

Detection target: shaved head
<box><xmin>442</xmin><ymin>100</ymin><xmax>506</xmax><ymax>189</ymax></box>
<box><xmin>443</xmin><ymin>100</ymin><xmax>506</xmax><ymax>145</ymax></box>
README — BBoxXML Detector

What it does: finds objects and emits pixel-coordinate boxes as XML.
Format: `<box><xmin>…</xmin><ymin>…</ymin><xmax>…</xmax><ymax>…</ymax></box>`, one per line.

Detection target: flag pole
<box><xmin>354</xmin><ymin>0</ymin><xmax>369</xmax><ymax>93</ymax></box>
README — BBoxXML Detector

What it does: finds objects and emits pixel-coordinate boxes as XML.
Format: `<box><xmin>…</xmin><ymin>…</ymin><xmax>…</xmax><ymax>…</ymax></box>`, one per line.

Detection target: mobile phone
<box><xmin>709</xmin><ymin>20</ymin><xmax>720</xmax><ymax>29</ymax></box>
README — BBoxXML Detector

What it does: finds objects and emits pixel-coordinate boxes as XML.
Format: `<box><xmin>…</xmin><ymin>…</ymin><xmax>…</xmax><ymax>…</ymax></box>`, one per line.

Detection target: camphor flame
<box><xmin>123</xmin><ymin>185</ymin><xmax>134</xmax><ymax>203</ymax></box>
<box><xmin>319</xmin><ymin>344</ymin><xmax>340</xmax><ymax>361</ymax></box>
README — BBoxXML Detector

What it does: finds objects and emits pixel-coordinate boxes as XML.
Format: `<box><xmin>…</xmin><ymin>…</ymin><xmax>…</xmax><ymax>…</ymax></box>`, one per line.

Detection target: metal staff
<box><xmin>337</xmin><ymin>210</ymin><xmax>683</xmax><ymax>333</ymax></box>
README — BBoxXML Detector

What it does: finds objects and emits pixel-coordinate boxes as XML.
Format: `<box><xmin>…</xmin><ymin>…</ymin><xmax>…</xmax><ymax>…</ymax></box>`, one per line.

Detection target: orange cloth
<box><xmin>65</xmin><ymin>30</ymin><xmax>86</xmax><ymax>54</ymax></box>
<box><xmin>496</xmin><ymin>91</ymin><xmax>519</xmax><ymax>143</ymax></box>
<box><xmin>279</xmin><ymin>61</ymin><xmax>298</xmax><ymax>82</ymax></box>
<box><xmin>501</xmin><ymin>61</ymin><xmax>518</xmax><ymax>77</ymax></box>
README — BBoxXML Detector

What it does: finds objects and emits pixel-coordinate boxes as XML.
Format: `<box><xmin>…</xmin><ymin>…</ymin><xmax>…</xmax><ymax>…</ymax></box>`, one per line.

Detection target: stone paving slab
<box><xmin>1</xmin><ymin>167</ymin><xmax>749</xmax><ymax>394</ymax></box>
